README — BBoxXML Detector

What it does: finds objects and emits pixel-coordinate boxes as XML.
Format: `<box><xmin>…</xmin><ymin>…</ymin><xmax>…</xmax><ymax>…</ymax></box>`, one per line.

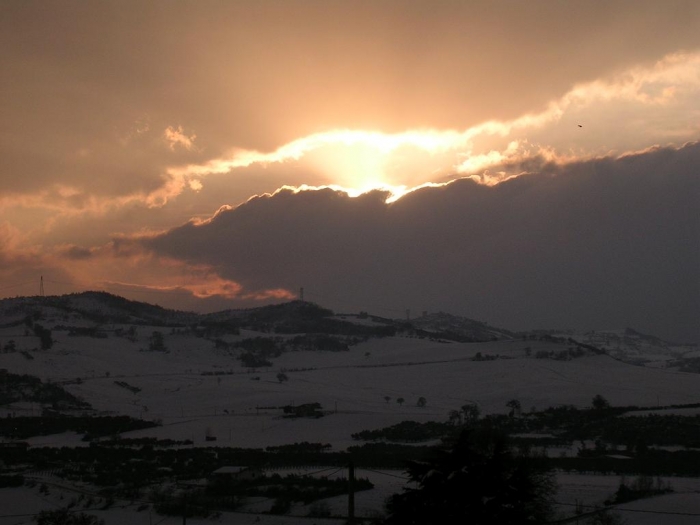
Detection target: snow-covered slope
<box><xmin>2</xmin><ymin>292</ymin><xmax>700</xmax><ymax>451</ymax></box>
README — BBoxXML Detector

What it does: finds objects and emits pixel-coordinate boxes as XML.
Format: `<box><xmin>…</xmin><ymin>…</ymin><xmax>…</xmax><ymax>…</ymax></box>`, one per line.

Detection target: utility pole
<box><xmin>347</xmin><ymin>460</ymin><xmax>355</xmax><ymax>524</ymax></box>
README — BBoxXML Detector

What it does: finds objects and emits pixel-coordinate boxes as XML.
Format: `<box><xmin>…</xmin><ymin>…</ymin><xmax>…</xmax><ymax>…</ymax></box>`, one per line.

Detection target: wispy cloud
<box><xmin>164</xmin><ymin>125</ymin><xmax>198</xmax><ymax>152</ymax></box>
<box><xmin>49</xmin><ymin>238</ymin><xmax>296</xmax><ymax>304</ymax></box>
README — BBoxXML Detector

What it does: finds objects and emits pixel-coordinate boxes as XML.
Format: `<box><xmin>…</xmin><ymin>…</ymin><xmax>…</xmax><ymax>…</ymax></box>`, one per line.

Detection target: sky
<box><xmin>0</xmin><ymin>0</ymin><xmax>698</xmax><ymax>342</ymax></box>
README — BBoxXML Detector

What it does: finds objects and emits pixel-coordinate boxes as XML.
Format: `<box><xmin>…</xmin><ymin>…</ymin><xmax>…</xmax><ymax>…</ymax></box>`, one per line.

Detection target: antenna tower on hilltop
<box><xmin>40</xmin><ymin>276</ymin><xmax>45</xmax><ymax>297</ymax></box>
<box><xmin>299</xmin><ymin>287</ymin><xmax>304</xmax><ymax>302</ymax></box>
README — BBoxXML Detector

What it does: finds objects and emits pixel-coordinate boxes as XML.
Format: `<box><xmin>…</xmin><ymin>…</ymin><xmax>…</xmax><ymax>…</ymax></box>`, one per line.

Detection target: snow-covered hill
<box><xmin>2</xmin><ymin>292</ymin><xmax>700</xmax><ymax>525</ymax></box>
<box><xmin>1</xmin><ymin>292</ymin><xmax>699</xmax><ymax>450</ymax></box>
<box><xmin>548</xmin><ymin>327</ymin><xmax>698</xmax><ymax>367</ymax></box>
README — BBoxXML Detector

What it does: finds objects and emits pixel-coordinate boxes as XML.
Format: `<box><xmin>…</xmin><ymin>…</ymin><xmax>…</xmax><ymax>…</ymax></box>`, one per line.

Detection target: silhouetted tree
<box><xmin>383</xmin><ymin>428</ymin><xmax>555</xmax><ymax>525</ymax></box>
<box><xmin>507</xmin><ymin>399</ymin><xmax>522</xmax><ymax>417</ymax></box>
<box><xmin>586</xmin><ymin>509</ymin><xmax>628</xmax><ymax>525</ymax></box>
<box><xmin>35</xmin><ymin>509</ymin><xmax>104</xmax><ymax>525</ymax></box>
<box><xmin>448</xmin><ymin>410</ymin><xmax>462</xmax><ymax>425</ymax></box>
<box><xmin>461</xmin><ymin>403</ymin><xmax>480</xmax><ymax>423</ymax></box>
<box><xmin>592</xmin><ymin>394</ymin><xmax>611</xmax><ymax>410</ymax></box>
<box><xmin>33</xmin><ymin>324</ymin><xmax>53</xmax><ymax>350</ymax></box>
<box><xmin>149</xmin><ymin>331</ymin><xmax>166</xmax><ymax>352</ymax></box>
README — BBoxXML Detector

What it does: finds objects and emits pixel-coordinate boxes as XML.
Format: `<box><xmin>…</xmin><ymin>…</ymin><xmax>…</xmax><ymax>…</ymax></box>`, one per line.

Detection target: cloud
<box><xmin>1</xmin><ymin>36</ymin><xmax>698</xmax><ymax>253</ymax></box>
<box><xmin>35</xmin><ymin>237</ymin><xmax>297</xmax><ymax>308</ymax></box>
<box><xmin>0</xmin><ymin>223</ymin><xmax>81</xmax><ymax>297</ymax></box>
<box><xmin>163</xmin><ymin>50</ymin><xmax>700</xmax><ymax>200</ymax></box>
<box><xmin>144</xmin><ymin>143</ymin><xmax>700</xmax><ymax>342</ymax></box>
<box><xmin>164</xmin><ymin>125</ymin><xmax>198</xmax><ymax>152</ymax></box>
<box><xmin>0</xmin><ymin>1</ymin><xmax>698</xmax><ymax>331</ymax></box>
<box><xmin>61</xmin><ymin>245</ymin><xmax>94</xmax><ymax>260</ymax></box>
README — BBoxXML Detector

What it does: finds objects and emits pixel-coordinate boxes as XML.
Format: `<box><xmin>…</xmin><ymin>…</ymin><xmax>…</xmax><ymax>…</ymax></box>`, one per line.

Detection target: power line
<box><xmin>0</xmin><ymin>277</ymin><xmax>201</xmax><ymax>299</ymax></box>
<box><xmin>0</xmin><ymin>504</ymin><xmax>133</xmax><ymax>519</ymax></box>
<box><xmin>294</xmin><ymin>466</ymin><xmax>342</xmax><ymax>477</ymax></box>
<box><xmin>43</xmin><ymin>279</ymin><xmax>196</xmax><ymax>297</ymax></box>
<box><xmin>318</xmin><ymin>467</ymin><xmax>344</xmax><ymax>479</ymax></box>
<box><xmin>305</xmin><ymin>290</ymin><xmax>406</xmax><ymax>315</ymax></box>
<box><xmin>0</xmin><ymin>279</ymin><xmax>36</xmax><ymax>291</ymax></box>
<box><xmin>357</xmin><ymin>467</ymin><xmax>410</xmax><ymax>481</ymax></box>
<box><xmin>550</xmin><ymin>499</ymin><xmax>700</xmax><ymax>517</ymax></box>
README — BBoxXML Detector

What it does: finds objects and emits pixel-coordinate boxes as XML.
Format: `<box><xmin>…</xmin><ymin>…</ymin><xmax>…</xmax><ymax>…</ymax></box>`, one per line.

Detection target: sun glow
<box><xmin>157</xmin><ymin>50</ymin><xmax>700</xmax><ymax>207</ymax></box>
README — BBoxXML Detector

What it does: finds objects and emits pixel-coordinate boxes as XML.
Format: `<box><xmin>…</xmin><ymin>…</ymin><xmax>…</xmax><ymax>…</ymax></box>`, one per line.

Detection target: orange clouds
<box><xmin>159</xmin><ymin>50</ymin><xmax>700</xmax><ymax>204</ymax></box>
<box><xmin>164</xmin><ymin>125</ymin><xmax>198</xmax><ymax>152</ymax></box>
<box><xmin>143</xmin><ymin>143</ymin><xmax>700</xmax><ymax>341</ymax></box>
<box><xmin>49</xmin><ymin>238</ymin><xmax>297</xmax><ymax>307</ymax></box>
<box><xmin>1</xmin><ymin>1</ymin><xmax>699</xmax><ymax>327</ymax></box>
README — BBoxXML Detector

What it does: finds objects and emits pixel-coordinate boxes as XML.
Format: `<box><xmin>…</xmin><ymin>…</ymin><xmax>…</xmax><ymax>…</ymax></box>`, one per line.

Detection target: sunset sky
<box><xmin>1</xmin><ymin>1</ymin><xmax>698</xmax><ymax>342</ymax></box>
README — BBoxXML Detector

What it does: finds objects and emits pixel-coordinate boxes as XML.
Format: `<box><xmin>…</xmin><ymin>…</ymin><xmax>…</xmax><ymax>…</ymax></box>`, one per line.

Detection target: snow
<box><xmin>617</xmin><ymin>493</ymin><xmax>700</xmax><ymax>525</ymax></box>
<box><xmin>3</xmin><ymin>299</ymin><xmax>700</xmax><ymax>523</ymax></box>
<box><xmin>4</xmin><ymin>326</ymin><xmax>700</xmax><ymax>449</ymax></box>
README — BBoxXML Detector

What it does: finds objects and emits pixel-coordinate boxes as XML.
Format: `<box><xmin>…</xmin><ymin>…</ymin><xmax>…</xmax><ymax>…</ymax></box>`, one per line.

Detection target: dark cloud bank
<box><xmin>147</xmin><ymin>143</ymin><xmax>699</xmax><ymax>343</ymax></box>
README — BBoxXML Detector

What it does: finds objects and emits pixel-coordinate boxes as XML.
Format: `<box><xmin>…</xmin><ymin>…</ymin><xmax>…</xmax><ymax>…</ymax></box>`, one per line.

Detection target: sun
<box><xmin>301</xmin><ymin>129</ymin><xmax>467</xmax><ymax>196</ymax></box>
<box><xmin>306</xmin><ymin>139</ymin><xmax>390</xmax><ymax>194</ymax></box>
<box><xmin>167</xmin><ymin>127</ymin><xmax>472</xmax><ymax>201</ymax></box>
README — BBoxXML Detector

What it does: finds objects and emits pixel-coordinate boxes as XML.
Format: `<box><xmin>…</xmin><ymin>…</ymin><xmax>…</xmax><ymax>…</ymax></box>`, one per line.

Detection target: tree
<box><xmin>276</xmin><ymin>372</ymin><xmax>288</xmax><ymax>383</ymax></box>
<box><xmin>592</xmin><ymin>394</ymin><xmax>610</xmax><ymax>410</ymax></box>
<box><xmin>35</xmin><ymin>509</ymin><xmax>104</xmax><ymax>525</ymax></box>
<box><xmin>34</xmin><ymin>324</ymin><xmax>53</xmax><ymax>350</ymax></box>
<box><xmin>461</xmin><ymin>403</ymin><xmax>480</xmax><ymax>424</ymax></box>
<box><xmin>448</xmin><ymin>410</ymin><xmax>462</xmax><ymax>425</ymax></box>
<box><xmin>506</xmin><ymin>399</ymin><xmax>521</xmax><ymax>411</ymax></box>
<box><xmin>417</xmin><ymin>397</ymin><xmax>427</xmax><ymax>408</ymax></box>
<box><xmin>397</xmin><ymin>397</ymin><xmax>405</xmax><ymax>407</ymax></box>
<box><xmin>383</xmin><ymin>429</ymin><xmax>555</xmax><ymax>525</ymax></box>
<box><xmin>384</xmin><ymin>396</ymin><xmax>391</xmax><ymax>404</ymax></box>
<box><xmin>149</xmin><ymin>331</ymin><xmax>166</xmax><ymax>352</ymax></box>
<box><xmin>506</xmin><ymin>399</ymin><xmax>522</xmax><ymax>417</ymax></box>
<box><xmin>585</xmin><ymin>509</ymin><xmax>628</xmax><ymax>525</ymax></box>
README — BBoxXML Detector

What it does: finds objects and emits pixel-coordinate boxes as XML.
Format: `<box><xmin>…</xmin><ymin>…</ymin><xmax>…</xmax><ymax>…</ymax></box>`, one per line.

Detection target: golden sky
<box><xmin>1</xmin><ymin>1</ymin><xmax>698</xmax><ymax>340</ymax></box>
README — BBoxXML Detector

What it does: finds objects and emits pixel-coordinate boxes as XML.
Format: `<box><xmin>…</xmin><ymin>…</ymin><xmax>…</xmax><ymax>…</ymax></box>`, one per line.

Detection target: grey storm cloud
<box><xmin>145</xmin><ymin>143</ymin><xmax>699</xmax><ymax>343</ymax></box>
<box><xmin>61</xmin><ymin>245</ymin><xmax>94</xmax><ymax>260</ymax></box>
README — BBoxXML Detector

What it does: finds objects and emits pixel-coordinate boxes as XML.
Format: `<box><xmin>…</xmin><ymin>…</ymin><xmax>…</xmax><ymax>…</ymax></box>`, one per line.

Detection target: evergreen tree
<box><xmin>383</xmin><ymin>428</ymin><xmax>555</xmax><ymax>525</ymax></box>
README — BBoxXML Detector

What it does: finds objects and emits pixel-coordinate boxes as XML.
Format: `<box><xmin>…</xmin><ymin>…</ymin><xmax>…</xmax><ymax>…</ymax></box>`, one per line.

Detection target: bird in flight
<box><xmin>578</xmin><ymin>124</ymin><xmax>583</xmax><ymax>128</ymax></box>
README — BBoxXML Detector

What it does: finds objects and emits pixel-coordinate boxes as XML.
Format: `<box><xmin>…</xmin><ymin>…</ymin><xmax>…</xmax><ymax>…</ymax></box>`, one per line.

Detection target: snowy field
<box><xmin>3</xmin><ymin>326</ymin><xmax>700</xmax><ymax>450</ymax></box>
<box><xmin>2</xmin><ymin>302</ymin><xmax>700</xmax><ymax>523</ymax></box>
<box><xmin>2</xmin><ymin>472</ymin><xmax>700</xmax><ymax>524</ymax></box>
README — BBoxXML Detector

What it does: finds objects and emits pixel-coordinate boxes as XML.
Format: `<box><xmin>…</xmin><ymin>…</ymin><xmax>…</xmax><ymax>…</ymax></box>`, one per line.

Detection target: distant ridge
<box><xmin>409</xmin><ymin>311</ymin><xmax>516</xmax><ymax>342</ymax></box>
<box><xmin>0</xmin><ymin>292</ymin><xmax>513</xmax><ymax>341</ymax></box>
<box><xmin>0</xmin><ymin>291</ymin><xmax>197</xmax><ymax>326</ymax></box>
<box><xmin>0</xmin><ymin>292</ymin><xmax>687</xmax><ymax>351</ymax></box>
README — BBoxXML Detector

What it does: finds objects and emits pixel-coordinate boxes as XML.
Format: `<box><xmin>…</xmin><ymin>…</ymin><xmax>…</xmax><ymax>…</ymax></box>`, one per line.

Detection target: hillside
<box><xmin>2</xmin><ymin>292</ymin><xmax>700</xmax><ymax>524</ymax></box>
<box><xmin>1</xmin><ymin>291</ymin><xmax>698</xmax><ymax>449</ymax></box>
